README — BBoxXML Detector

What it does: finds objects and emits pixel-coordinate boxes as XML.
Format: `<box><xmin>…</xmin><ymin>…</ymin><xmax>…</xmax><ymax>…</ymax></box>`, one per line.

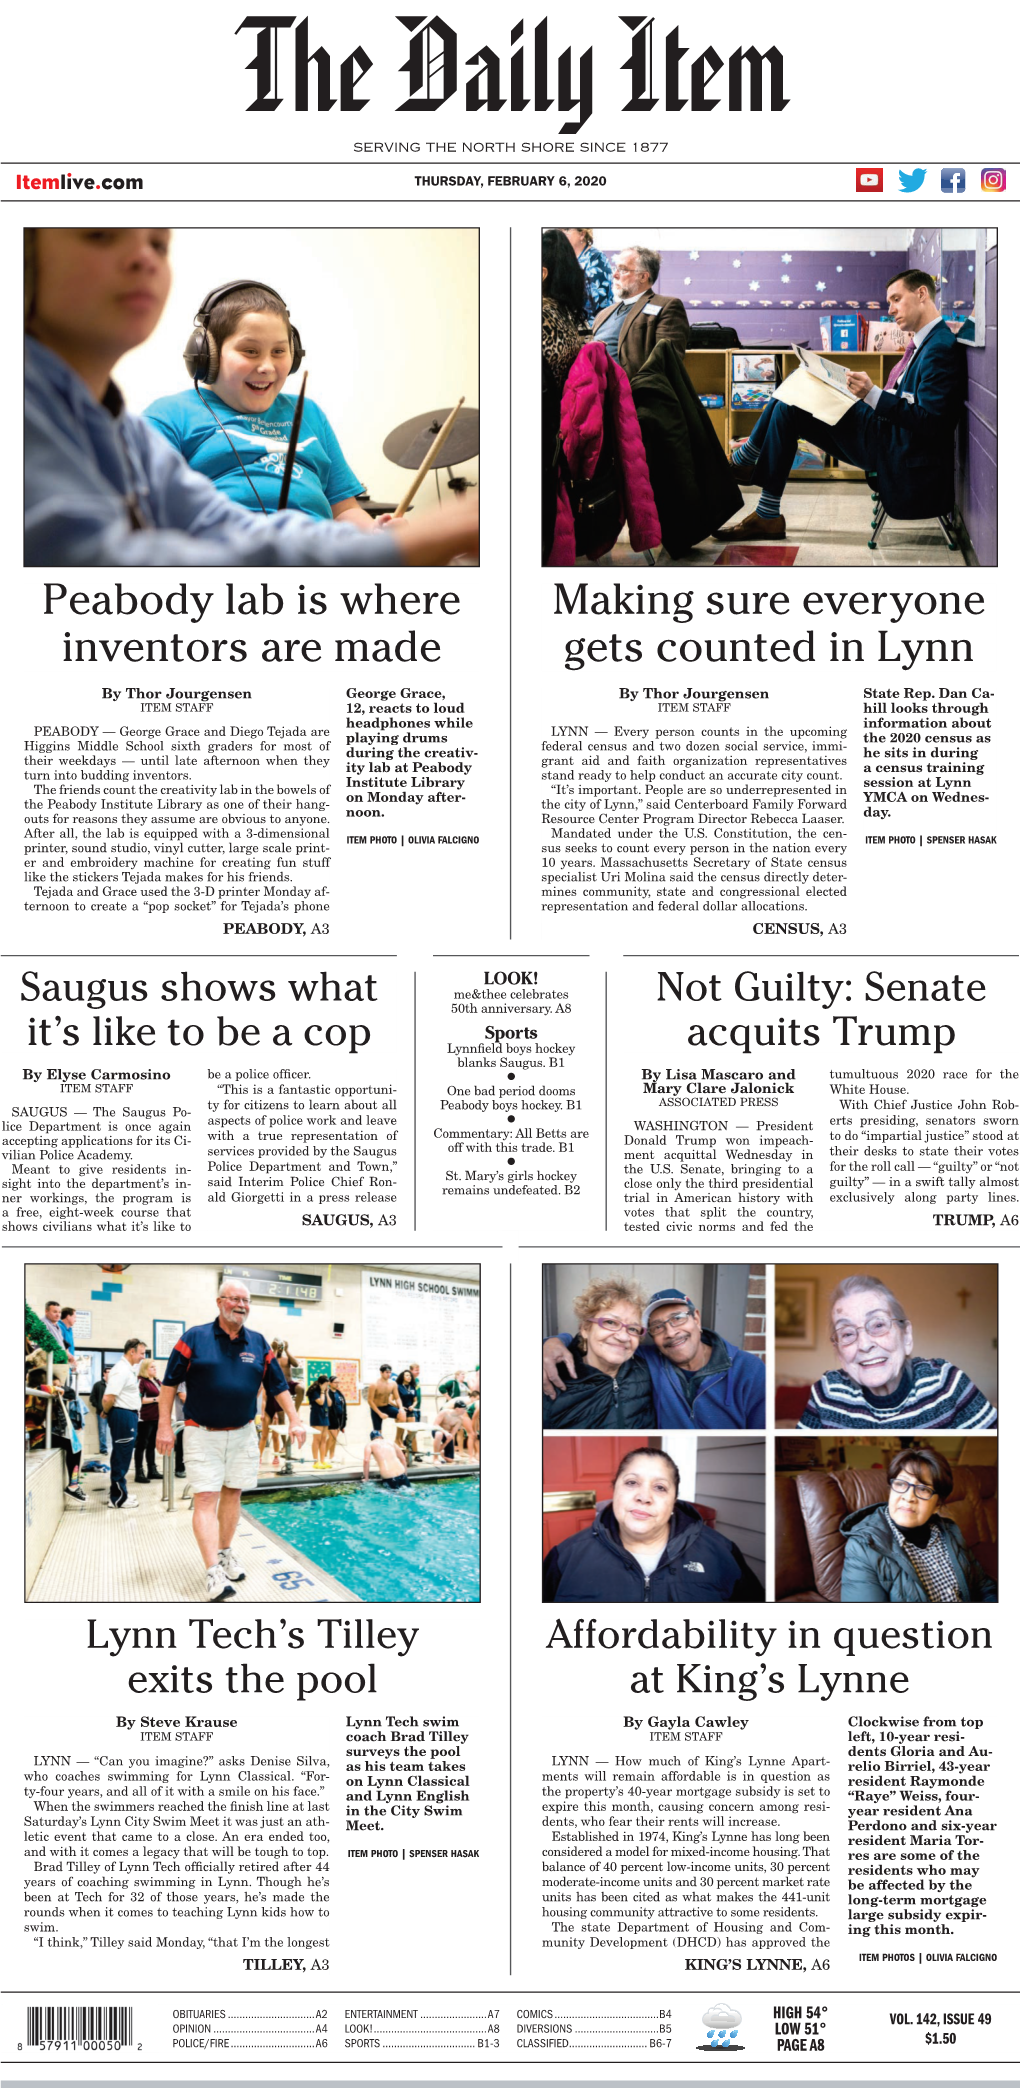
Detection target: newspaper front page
<box><xmin>4</xmin><ymin>5</ymin><xmax>1016</xmax><ymax>2085</ymax></box>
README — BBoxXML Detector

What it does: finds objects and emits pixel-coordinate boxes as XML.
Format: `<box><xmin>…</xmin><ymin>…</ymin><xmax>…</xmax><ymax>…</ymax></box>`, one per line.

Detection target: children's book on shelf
<box><xmin>790</xmin><ymin>438</ymin><xmax>827</xmax><ymax>472</ymax></box>
<box><xmin>733</xmin><ymin>354</ymin><xmax>778</xmax><ymax>385</ymax></box>
<box><xmin>868</xmin><ymin>321</ymin><xmax>911</xmax><ymax>352</ymax></box>
<box><xmin>731</xmin><ymin>382</ymin><xmax>775</xmax><ymax>410</ymax></box>
<box><xmin>829</xmin><ymin>312</ymin><xmax>868</xmax><ymax>351</ymax></box>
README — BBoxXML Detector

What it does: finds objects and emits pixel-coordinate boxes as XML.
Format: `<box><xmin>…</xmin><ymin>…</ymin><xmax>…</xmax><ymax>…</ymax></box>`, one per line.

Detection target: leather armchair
<box><xmin>775</xmin><ymin>1462</ymin><xmax>997</xmax><ymax>1602</ymax></box>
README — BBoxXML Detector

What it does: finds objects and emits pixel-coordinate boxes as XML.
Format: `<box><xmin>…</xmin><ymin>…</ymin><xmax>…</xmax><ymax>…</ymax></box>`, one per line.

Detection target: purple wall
<box><xmin>910</xmin><ymin>227</ymin><xmax>997</xmax><ymax>564</ymax></box>
<box><xmin>655</xmin><ymin>245</ymin><xmax>907</xmax><ymax>348</ymax></box>
<box><xmin>910</xmin><ymin>227</ymin><xmax>942</xmax><ymax>280</ymax></box>
<box><xmin>956</xmin><ymin>246</ymin><xmax>997</xmax><ymax>565</ymax></box>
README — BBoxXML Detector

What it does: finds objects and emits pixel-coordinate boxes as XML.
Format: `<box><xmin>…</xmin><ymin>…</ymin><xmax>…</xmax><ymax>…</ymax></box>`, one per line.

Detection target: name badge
<box><xmin>644</xmin><ymin>303</ymin><xmax>663</xmax><ymax>316</ymax></box>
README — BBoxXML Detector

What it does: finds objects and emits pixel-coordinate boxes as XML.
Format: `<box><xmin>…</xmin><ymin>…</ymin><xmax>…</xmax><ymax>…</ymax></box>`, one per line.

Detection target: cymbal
<box><xmin>383</xmin><ymin>406</ymin><xmax>480</xmax><ymax>470</ymax></box>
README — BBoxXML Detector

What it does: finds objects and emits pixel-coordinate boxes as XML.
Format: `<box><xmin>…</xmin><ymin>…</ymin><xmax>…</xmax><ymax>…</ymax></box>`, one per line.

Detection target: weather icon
<box><xmin>699</xmin><ymin>2002</ymin><xmax>744</xmax><ymax>2051</ymax></box>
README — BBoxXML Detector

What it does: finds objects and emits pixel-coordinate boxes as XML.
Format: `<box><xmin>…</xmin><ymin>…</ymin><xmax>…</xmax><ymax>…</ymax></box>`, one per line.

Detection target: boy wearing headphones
<box><xmin>144</xmin><ymin>282</ymin><xmax>376</xmax><ymax>528</ymax></box>
<box><xmin>24</xmin><ymin>229</ymin><xmax>477</xmax><ymax>567</ymax></box>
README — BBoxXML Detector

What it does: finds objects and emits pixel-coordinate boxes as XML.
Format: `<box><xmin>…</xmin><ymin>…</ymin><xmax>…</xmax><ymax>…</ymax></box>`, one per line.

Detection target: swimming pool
<box><xmin>248</xmin><ymin>1478</ymin><xmax>479</xmax><ymax>1601</ymax></box>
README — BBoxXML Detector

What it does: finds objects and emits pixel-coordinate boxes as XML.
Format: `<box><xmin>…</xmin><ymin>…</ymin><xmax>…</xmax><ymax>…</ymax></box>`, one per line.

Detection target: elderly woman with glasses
<box><xmin>840</xmin><ymin>1445</ymin><xmax>997</xmax><ymax>1602</ymax></box>
<box><xmin>542</xmin><ymin>1278</ymin><xmax>656</xmax><ymax>1431</ymax></box>
<box><xmin>797</xmin><ymin>1275</ymin><xmax>996</xmax><ymax>1432</ymax></box>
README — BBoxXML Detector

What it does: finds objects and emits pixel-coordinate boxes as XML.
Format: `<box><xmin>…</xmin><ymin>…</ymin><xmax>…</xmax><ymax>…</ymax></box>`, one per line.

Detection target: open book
<box><xmin>792</xmin><ymin>343</ymin><xmax>856</xmax><ymax>395</ymax></box>
<box><xmin>773</xmin><ymin>342</ymin><xmax>861</xmax><ymax>425</ymax></box>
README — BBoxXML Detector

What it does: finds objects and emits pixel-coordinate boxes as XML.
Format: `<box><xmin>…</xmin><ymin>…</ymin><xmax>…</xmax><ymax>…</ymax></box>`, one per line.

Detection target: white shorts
<box><xmin>185</xmin><ymin>1422</ymin><xmax>260</xmax><ymax>1495</ymax></box>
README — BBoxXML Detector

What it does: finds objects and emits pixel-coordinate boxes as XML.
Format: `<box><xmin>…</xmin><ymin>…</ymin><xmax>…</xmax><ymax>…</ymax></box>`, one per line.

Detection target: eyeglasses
<box><xmin>592</xmin><ymin>1315</ymin><xmax>643</xmax><ymax>1341</ymax></box>
<box><xmin>833</xmin><ymin>1312</ymin><xmax>904</xmax><ymax>1352</ymax></box>
<box><xmin>890</xmin><ymin>1479</ymin><xmax>936</xmax><ymax>1501</ymax></box>
<box><xmin>650</xmin><ymin>1310</ymin><xmax>695</xmax><ymax>1334</ymax></box>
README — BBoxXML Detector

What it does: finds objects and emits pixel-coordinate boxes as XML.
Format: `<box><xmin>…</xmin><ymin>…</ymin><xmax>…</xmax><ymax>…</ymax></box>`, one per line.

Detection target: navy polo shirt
<box><xmin>163</xmin><ymin>1320</ymin><xmax>288</xmax><ymax>1429</ymax></box>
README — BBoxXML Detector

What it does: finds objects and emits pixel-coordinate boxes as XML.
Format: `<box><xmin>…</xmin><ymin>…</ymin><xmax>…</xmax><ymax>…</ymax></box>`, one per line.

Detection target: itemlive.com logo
<box><xmin>15</xmin><ymin>171</ymin><xmax>144</xmax><ymax>191</ymax></box>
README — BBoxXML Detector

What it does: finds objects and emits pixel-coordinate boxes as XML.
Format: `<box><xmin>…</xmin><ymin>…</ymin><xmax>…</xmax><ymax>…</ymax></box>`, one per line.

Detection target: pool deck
<box><xmin>27</xmin><ymin>1425</ymin><xmax>480</xmax><ymax>1604</ymax></box>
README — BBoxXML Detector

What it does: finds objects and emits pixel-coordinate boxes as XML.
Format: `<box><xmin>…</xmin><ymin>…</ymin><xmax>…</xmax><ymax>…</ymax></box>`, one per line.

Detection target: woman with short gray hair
<box><xmin>797</xmin><ymin>1274</ymin><xmax>996</xmax><ymax>1431</ymax></box>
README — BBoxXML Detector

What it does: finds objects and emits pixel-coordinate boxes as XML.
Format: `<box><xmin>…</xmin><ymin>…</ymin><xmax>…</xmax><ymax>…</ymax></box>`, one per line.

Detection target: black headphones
<box><xmin>183</xmin><ymin>279</ymin><xmax>304</xmax><ymax>382</ymax></box>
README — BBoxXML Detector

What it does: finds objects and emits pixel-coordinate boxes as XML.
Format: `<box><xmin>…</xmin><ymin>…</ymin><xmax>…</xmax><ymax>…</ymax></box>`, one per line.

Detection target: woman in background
<box><xmin>542</xmin><ymin>230</ymin><xmax>586</xmax><ymax>395</ymax></box>
<box><xmin>260</xmin><ymin>1338</ymin><xmax>294</xmax><ymax>1467</ymax></box>
<box><xmin>561</xmin><ymin>227</ymin><xmax>612</xmax><ymax>321</ymax></box>
<box><xmin>308</xmin><ymin>1373</ymin><xmax>335</xmax><ymax>1469</ymax></box>
<box><xmin>134</xmin><ymin>1361</ymin><xmax>162</xmax><ymax>1484</ymax></box>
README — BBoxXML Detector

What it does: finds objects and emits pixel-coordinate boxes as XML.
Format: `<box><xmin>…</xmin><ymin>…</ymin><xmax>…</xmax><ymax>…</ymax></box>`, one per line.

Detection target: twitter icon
<box><xmin>899</xmin><ymin>168</ymin><xmax>926</xmax><ymax>192</ymax></box>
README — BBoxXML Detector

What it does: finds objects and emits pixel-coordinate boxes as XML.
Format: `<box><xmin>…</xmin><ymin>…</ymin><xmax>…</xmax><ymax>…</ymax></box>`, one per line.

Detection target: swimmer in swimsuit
<box><xmin>366</xmin><ymin>1365</ymin><xmax>408</xmax><ymax>1436</ymax></box>
<box><xmin>363</xmin><ymin>1434</ymin><xmax>411</xmax><ymax>1491</ymax></box>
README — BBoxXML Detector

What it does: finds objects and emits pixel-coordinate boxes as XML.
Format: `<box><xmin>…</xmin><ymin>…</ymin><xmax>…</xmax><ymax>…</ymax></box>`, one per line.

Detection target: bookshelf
<box><xmin>687</xmin><ymin>347</ymin><xmax>905</xmax><ymax>482</ymax></box>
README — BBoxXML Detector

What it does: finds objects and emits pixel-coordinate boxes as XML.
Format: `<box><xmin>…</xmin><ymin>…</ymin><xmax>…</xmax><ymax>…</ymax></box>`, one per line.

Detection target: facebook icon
<box><xmin>941</xmin><ymin>167</ymin><xmax>966</xmax><ymax>193</ymax></box>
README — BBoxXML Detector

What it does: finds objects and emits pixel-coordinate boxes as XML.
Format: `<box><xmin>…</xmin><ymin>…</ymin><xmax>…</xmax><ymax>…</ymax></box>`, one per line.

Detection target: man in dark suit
<box><xmin>589</xmin><ymin>245</ymin><xmax>689</xmax><ymax>380</ymax></box>
<box><xmin>716</xmin><ymin>270</ymin><xmax>967</xmax><ymax>542</ymax></box>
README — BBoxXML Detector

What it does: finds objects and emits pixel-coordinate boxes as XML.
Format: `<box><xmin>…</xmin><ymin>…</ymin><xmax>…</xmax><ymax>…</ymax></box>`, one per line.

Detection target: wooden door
<box><xmin>542</xmin><ymin>1435</ymin><xmax>649</xmax><ymax>1555</ymax></box>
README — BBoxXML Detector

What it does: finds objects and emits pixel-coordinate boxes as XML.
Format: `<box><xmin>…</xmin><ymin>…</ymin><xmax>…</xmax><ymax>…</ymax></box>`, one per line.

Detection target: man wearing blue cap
<box><xmin>543</xmin><ymin>1287</ymin><xmax>764</xmax><ymax>1430</ymax></box>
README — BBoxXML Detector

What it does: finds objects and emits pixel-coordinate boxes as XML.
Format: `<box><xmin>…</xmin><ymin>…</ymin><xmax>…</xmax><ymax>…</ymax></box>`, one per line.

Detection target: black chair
<box><xmin>867</xmin><ymin>474</ymin><xmax>959</xmax><ymax>552</ymax></box>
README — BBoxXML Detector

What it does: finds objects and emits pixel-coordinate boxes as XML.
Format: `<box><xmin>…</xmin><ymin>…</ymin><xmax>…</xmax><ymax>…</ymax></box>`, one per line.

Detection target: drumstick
<box><xmin>392</xmin><ymin>397</ymin><xmax>465</xmax><ymax>518</ymax></box>
<box><xmin>278</xmin><ymin>370</ymin><xmax>308</xmax><ymax>511</ymax></box>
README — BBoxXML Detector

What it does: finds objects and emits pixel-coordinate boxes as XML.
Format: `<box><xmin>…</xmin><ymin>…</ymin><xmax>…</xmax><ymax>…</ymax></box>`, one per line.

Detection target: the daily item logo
<box><xmin>856</xmin><ymin>167</ymin><xmax>883</xmax><ymax>191</ymax></box>
<box><xmin>235</xmin><ymin>19</ymin><xmax>792</xmax><ymax>134</ymax></box>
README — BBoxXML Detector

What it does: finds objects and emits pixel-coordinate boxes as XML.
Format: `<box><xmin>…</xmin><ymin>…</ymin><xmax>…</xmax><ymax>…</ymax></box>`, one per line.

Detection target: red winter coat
<box><xmin>547</xmin><ymin>343</ymin><xmax>661</xmax><ymax>566</ymax></box>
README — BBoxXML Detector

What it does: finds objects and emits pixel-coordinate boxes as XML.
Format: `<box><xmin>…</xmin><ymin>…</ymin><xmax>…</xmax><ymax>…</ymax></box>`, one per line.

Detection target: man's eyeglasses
<box><xmin>890</xmin><ymin>1479</ymin><xmax>936</xmax><ymax>1501</ymax></box>
<box><xmin>592</xmin><ymin>1315</ymin><xmax>642</xmax><ymax>1341</ymax></box>
<box><xmin>833</xmin><ymin>1312</ymin><xmax>903</xmax><ymax>1352</ymax></box>
<box><xmin>651</xmin><ymin>1310</ymin><xmax>695</xmax><ymax>1334</ymax></box>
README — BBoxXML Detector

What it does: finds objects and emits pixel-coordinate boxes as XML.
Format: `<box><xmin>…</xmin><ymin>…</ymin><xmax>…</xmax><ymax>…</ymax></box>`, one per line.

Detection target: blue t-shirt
<box><xmin>143</xmin><ymin>387</ymin><xmax>363</xmax><ymax>521</ymax></box>
<box><xmin>162</xmin><ymin>1319</ymin><xmax>288</xmax><ymax>1430</ymax></box>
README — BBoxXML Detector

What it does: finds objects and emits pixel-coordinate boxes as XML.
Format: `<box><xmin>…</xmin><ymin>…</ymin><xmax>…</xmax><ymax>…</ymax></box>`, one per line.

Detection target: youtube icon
<box><xmin>856</xmin><ymin>167</ymin><xmax>883</xmax><ymax>191</ymax></box>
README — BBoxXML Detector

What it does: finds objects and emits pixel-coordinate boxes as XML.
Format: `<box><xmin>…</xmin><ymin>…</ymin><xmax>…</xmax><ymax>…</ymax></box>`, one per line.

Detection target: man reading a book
<box><xmin>715</xmin><ymin>270</ymin><xmax>966</xmax><ymax>543</ymax></box>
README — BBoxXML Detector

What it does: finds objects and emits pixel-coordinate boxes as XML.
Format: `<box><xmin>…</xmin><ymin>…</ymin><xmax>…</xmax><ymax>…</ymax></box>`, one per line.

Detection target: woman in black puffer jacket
<box><xmin>543</xmin><ymin>1448</ymin><xmax>764</xmax><ymax>1602</ymax></box>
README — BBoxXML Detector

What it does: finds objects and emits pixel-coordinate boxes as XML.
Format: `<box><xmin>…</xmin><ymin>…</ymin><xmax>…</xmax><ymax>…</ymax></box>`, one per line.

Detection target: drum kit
<box><xmin>383</xmin><ymin>400</ymin><xmax>481</xmax><ymax>512</ymax></box>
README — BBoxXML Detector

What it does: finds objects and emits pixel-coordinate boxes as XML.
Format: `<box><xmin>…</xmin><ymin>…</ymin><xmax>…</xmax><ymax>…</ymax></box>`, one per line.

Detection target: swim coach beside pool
<box><xmin>157</xmin><ymin>1279</ymin><xmax>307</xmax><ymax>1602</ymax></box>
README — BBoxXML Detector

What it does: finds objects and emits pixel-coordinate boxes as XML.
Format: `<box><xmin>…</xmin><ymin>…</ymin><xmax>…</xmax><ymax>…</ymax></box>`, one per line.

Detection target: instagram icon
<box><xmin>982</xmin><ymin>167</ymin><xmax>1006</xmax><ymax>191</ymax></box>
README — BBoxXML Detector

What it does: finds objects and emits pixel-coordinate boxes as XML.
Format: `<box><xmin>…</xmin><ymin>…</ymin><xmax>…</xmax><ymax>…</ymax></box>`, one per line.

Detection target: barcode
<box><xmin>26</xmin><ymin>2006</ymin><xmax>132</xmax><ymax>2047</ymax></box>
